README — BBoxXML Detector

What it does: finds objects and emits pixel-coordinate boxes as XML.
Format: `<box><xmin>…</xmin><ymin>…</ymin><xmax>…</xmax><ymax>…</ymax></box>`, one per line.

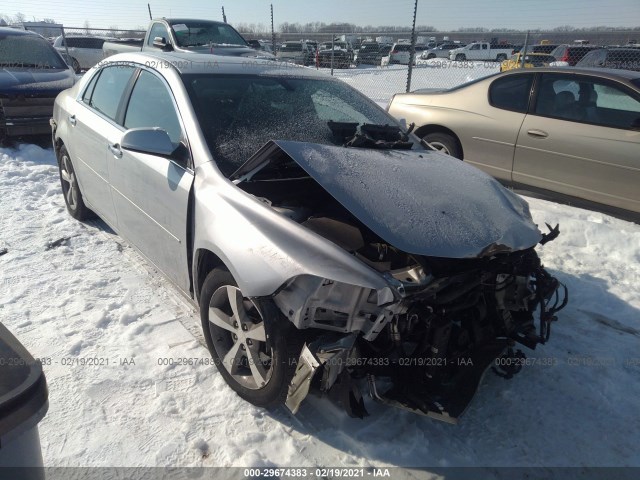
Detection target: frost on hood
<box><xmin>271</xmin><ymin>141</ymin><xmax>542</xmax><ymax>258</ymax></box>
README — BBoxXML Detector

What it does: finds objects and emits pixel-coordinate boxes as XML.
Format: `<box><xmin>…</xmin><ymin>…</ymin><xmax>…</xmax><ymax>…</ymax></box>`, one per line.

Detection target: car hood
<box><xmin>237</xmin><ymin>140</ymin><xmax>542</xmax><ymax>259</ymax></box>
<box><xmin>0</xmin><ymin>68</ymin><xmax>75</xmax><ymax>96</ymax></box>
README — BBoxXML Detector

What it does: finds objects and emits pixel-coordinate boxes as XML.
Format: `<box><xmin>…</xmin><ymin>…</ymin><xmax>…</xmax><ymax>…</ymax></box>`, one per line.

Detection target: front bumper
<box><xmin>1</xmin><ymin>97</ymin><xmax>55</xmax><ymax>137</ymax></box>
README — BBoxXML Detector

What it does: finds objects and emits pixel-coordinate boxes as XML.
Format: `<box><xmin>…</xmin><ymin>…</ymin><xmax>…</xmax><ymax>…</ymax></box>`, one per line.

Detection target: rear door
<box><xmin>71</xmin><ymin>64</ymin><xmax>136</xmax><ymax>227</ymax></box>
<box><xmin>513</xmin><ymin>73</ymin><xmax>640</xmax><ymax>213</ymax></box>
<box><xmin>107</xmin><ymin>68</ymin><xmax>194</xmax><ymax>292</ymax></box>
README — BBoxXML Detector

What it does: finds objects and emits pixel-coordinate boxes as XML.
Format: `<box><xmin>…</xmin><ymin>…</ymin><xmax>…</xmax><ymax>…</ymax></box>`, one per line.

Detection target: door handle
<box><xmin>68</xmin><ymin>115</ymin><xmax>76</xmax><ymax>126</ymax></box>
<box><xmin>108</xmin><ymin>143</ymin><xmax>123</xmax><ymax>158</ymax></box>
<box><xmin>527</xmin><ymin>129</ymin><xmax>548</xmax><ymax>138</ymax></box>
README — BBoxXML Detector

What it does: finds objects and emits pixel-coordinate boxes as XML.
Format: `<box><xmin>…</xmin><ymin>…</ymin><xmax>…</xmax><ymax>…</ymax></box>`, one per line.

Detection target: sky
<box><xmin>4</xmin><ymin>0</ymin><xmax>640</xmax><ymax>31</ymax></box>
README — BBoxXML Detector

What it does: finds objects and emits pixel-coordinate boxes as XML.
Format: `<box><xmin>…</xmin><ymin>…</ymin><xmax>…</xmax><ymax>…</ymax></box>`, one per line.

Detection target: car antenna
<box><xmin>147</xmin><ymin>3</ymin><xmax>153</xmax><ymax>20</ymax></box>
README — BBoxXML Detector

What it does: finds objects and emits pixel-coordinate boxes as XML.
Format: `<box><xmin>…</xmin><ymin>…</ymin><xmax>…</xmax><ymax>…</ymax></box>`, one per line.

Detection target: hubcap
<box><xmin>60</xmin><ymin>154</ymin><xmax>78</xmax><ymax>210</ymax></box>
<box><xmin>208</xmin><ymin>285</ymin><xmax>272</xmax><ymax>390</ymax></box>
<box><xmin>426</xmin><ymin>141</ymin><xmax>451</xmax><ymax>155</ymax></box>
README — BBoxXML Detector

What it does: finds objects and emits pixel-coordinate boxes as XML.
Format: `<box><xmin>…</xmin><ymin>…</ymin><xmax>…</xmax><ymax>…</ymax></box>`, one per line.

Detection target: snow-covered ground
<box><xmin>1</xmin><ymin>65</ymin><xmax>639</xmax><ymax>473</ymax></box>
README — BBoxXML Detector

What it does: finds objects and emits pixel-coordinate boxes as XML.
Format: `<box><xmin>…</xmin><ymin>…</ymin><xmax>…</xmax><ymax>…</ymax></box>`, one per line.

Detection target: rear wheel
<box><xmin>423</xmin><ymin>132</ymin><xmax>462</xmax><ymax>159</ymax></box>
<box><xmin>71</xmin><ymin>58</ymin><xmax>81</xmax><ymax>73</ymax></box>
<box><xmin>496</xmin><ymin>53</ymin><xmax>507</xmax><ymax>62</ymax></box>
<box><xmin>427</xmin><ymin>53</ymin><xmax>436</xmax><ymax>59</ymax></box>
<box><xmin>58</xmin><ymin>145</ymin><xmax>93</xmax><ymax>220</ymax></box>
<box><xmin>200</xmin><ymin>268</ymin><xmax>303</xmax><ymax>408</ymax></box>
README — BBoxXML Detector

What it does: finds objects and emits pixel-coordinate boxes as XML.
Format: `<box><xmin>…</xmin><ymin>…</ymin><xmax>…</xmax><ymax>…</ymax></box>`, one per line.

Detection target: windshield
<box><xmin>0</xmin><ymin>33</ymin><xmax>67</xmax><ymax>69</ymax></box>
<box><xmin>183</xmin><ymin>74</ymin><xmax>399</xmax><ymax>177</ymax></box>
<box><xmin>281</xmin><ymin>43</ymin><xmax>303</xmax><ymax>52</ymax></box>
<box><xmin>170</xmin><ymin>21</ymin><xmax>247</xmax><ymax>47</ymax></box>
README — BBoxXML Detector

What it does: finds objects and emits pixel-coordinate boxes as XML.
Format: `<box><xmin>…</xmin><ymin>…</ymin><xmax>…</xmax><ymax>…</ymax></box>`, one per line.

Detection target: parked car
<box><xmin>549</xmin><ymin>44</ymin><xmax>599</xmax><ymax>66</ymax></box>
<box><xmin>387</xmin><ymin>42</ymin><xmax>413</xmax><ymax>64</ymax></box>
<box><xmin>0</xmin><ymin>27</ymin><xmax>75</xmax><ymax>141</ymax></box>
<box><xmin>51</xmin><ymin>51</ymin><xmax>565</xmax><ymax>422</ymax></box>
<box><xmin>53</xmin><ymin>35</ymin><xmax>115</xmax><ymax>73</ymax></box>
<box><xmin>388</xmin><ymin>67</ymin><xmax>640</xmax><ymax>218</ymax></box>
<box><xmin>276</xmin><ymin>41</ymin><xmax>314</xmax><ymax>65</ymax></box>
<box><xmin>421</xmin><ymin>43</ymin><xmax>465</xmax><ymax>60</ymax></box>
<box><xmin>517</xmin><ymin>44</ymin><xmax>559</xmax><ymax>55</ymax></box>
<box><xmin>102</xmin><ymin>18</ymin><xmax>273</xmax><ymax>60</ymax></box>
<box><xmin>576</xmin><ymin>48</ymin><xmax>640</xmax><ymax>72</ymax></box>
<box><xmin>500</xmin><ymin>53</ymin><xmax>555</xmax><ymax>71</ymax></box>
<box><xmin>247</xmin><ymin>39</ymin><xmax>274</xmax><ymax>54</ymax></box>
<box><xmin>355</xmin><ymin>42</ymin><xmax>391</xmax><ymax>65</ymax></box>
<box><xmin>317</xmin><ymin>42</ymin><xmax>351</xmax><ymax>68</ymax></box>
<box><xmin>449</xmin><ymin>42</ymin><xmax>514</xmax><ymax>62</ymax></box>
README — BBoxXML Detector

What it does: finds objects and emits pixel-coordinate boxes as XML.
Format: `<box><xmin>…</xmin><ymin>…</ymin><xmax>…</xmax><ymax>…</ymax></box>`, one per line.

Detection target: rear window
<box><xmin>281</xmin><ymin>43</ymin><xmax>303</xmax><ymax>52</ymax></box>
<box><xmin>489</xmin><ymin>73</ymin><xmax>534</xmax><ymax>112</ymax></box>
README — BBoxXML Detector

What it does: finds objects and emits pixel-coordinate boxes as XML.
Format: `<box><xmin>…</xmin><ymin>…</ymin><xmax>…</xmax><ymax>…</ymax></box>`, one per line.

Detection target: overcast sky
<box><xmin>7</xmin><ymin>0</ymin><xmax>640</xmax><ymax>31</ymax></box>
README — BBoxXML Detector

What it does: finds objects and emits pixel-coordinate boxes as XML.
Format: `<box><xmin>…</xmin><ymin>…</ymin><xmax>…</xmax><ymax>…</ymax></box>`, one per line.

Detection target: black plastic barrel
<box><xmin>0</xmin><ymin>323</ymin><xmax>49</xmax><ymax>479</ymax></box>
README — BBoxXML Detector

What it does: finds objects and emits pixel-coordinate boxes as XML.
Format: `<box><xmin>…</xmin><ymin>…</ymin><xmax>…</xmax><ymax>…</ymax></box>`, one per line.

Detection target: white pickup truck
<box><xmin>449</xmin><ymin>42</ymin><xmax>514</xmax><ymax>62</ymax></box>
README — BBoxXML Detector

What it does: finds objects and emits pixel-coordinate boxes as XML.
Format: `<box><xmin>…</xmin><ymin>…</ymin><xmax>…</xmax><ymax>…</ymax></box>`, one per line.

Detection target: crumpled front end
<box><xmin>280</xmin><ymin>244</ymin><xmax>567</xmax><ymax>422</ymax></box>
<box><xmin>232</xmin><ymin>139</ymin><xmax>567</xmax><ymax>422</ymax></box>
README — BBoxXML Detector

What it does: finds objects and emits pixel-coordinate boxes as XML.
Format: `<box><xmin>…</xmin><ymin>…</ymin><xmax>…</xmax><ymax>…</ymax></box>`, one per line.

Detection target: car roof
<box><xmin>103</xmin><ymin>51</ymin><xmax>334</xmax><ymax>78</ymax></box>
<box><xmin>504</xmin><ymin>66</ymin><xmax>640</xmax><ymax>80</ymax></box>
<box><xmin>158</xmin><ymin>18</ymin><xmax>227</xmax><ymax>26</ymax></box>
<box><xmin>0</xmin><ymin>27</ymin><xmax>40</xmax><ymax>37</ymax></box>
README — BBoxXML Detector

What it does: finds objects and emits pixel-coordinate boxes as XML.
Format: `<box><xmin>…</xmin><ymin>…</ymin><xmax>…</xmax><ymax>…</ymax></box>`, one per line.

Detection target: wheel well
<box><xmin>54</xmin><ymin>138</ymin><xmax>64</xmax><ymax>163</ymax></box>
<box><xmin>194</xmin><ymin>249</ymin><xmax>226</xmax><ymax>303</ymax></box>
<box><xmin>413</xmin><ymin>125</ymin><xmax>464</xmax><ymax>158</ymax></box>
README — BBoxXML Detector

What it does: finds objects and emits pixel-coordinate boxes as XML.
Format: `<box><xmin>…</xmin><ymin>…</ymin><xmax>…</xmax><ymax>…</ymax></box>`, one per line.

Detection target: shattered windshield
<box><xmin>183</xmin><ymin>74</ymin><xmax>400</xmax><ymax>177</ymax></box>
<box><xmin>0</xmin><ymin>33</ymin><xmax>67</xmax><ymax>69</ymax></box>
<box><xmin>170</xmin><ymin>21</ymin><xmax>247</xmax><ymax>47</ymax></box>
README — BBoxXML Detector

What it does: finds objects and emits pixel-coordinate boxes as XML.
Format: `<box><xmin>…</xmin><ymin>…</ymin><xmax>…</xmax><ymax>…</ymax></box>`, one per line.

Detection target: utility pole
<box><xmin>222</xmin><ymin>6</ymin><xmax>227</xmax><ymax>23</ymax></box>
<box><xmin>406</xmin><ymin>0</ymin><xmax>418</xmax><ymax>93</ymax></box>
<box><xmin>271</xmin><ymin>4</ymin><xmax>276</xmax><ymax>56</ymax></box>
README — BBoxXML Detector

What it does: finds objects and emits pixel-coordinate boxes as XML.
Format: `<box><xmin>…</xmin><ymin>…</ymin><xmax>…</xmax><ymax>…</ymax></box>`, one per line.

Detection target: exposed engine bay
<box><xmin>233</xmin><ymin>133</ymin><xmax>567</xmax><ymax>423</ymax></box>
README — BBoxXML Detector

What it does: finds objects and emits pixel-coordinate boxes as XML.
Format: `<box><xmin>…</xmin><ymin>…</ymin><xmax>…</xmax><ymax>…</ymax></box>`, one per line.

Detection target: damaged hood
<box><xmin>241</xmin><ymin>140</ymin><xmax>542</xmax><ymax>259</ymax></box>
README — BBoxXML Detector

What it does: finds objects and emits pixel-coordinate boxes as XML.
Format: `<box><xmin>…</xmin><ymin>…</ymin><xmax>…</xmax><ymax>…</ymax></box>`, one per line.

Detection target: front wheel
<box><xmin>496</xmin><ymin>54</ymin><xmax>507</xmax><ymax>62</ymax></box>
<box><xmin>455</xmin><ymin>54</ymin><xmax>466</xmax><ymax>61</ymax></box>
<box><xmin>422</xmin><ymin>132</ymin><xmax>462</xmax><ymax>159</ymax></box>
<box><xmin>200</xmin><ymin>268</ymin><xmax>303</xmax><ymax>408</ymax></box>
<box><xmin>71</xmin><ymin>58</ymin><xmax>81</xmax><ymax>73</ymax></box>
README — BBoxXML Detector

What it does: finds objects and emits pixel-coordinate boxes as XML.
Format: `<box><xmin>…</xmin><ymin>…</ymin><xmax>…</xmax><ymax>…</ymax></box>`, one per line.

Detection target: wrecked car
<box><xmin>51</xmin><ymin>52</ymin><xmax>567</xmax><ymax>423</ymax></box>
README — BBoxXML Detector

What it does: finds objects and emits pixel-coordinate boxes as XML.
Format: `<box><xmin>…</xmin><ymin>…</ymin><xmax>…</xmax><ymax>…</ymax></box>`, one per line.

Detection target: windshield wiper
<box><xmin>328</xmin><ymin>121</ymin><xmax>414</xmax><ymax>150</ymax></box>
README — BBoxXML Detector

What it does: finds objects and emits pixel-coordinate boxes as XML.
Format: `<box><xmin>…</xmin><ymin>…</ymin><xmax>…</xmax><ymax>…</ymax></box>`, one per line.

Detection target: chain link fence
<box><xmin>18</xmin><ymin>20</ymin><xmax>640</xmax><ymax>102</ymax></box>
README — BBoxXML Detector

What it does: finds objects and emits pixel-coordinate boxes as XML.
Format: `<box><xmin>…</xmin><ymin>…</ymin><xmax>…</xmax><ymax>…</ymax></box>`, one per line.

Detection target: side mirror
<box><xmin>152</xmin><ymin>36</ymin><xmax>173</xmax><ymax>51</ymax></box>
<box><xmin>121</xmin><ymin>128</ymin><xmax>175</xmax><ymax>157</ymax></box>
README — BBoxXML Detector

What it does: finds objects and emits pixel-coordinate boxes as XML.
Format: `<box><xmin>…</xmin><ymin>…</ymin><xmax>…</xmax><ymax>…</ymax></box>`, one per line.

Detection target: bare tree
<box><xmin>14</xmin><ymin>12</ymin><xmax>26</xmax><ymax>24</ymax></box>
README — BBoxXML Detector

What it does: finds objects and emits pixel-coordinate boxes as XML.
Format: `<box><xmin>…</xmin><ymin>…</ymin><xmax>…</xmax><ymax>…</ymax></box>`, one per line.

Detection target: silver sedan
<box><xmin>51</xmin><ymin>52</ymin><xmax>566</xmax><ymax>422</ymax></box>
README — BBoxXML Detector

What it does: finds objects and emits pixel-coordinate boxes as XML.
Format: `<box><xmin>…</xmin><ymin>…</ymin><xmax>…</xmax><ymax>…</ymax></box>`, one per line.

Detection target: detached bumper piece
<box><xmin>1</xmin><ymin>96</ymin><xmax>55</xmax><ymax>137</ymax></box>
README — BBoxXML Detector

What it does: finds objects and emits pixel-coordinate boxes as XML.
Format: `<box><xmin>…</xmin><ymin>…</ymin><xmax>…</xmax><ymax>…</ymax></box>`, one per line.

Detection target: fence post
<box><xmin>331</xmin><ymin>35</ymin><xmax>335</xmax><ymax>75</ymax></box>
<box><xmin>520</xmin><ymin>30</ymin><xmax>530</xmax><ymax>68</ymax></box>
<box><xmin>271</xmin><ymin>4</ymin><xmax>276</xmax><ymax>57</ymax></box>
<box><xmin>406</xmin><ymin>0</ymin><xmax>418</xmax><ymax>93</ymax></box>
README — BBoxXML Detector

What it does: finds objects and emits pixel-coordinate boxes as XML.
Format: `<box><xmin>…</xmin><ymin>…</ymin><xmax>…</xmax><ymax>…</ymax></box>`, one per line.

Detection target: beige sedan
<box><xmin>388</xmin><ymin>67</ymin><xmax>640</xmax><ymax>217</ymax></box>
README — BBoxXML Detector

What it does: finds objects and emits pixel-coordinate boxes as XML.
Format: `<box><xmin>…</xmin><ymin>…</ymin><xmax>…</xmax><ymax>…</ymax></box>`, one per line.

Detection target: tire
<box><xmin>423</xmin><ymin>132</ymin><xmax>462</xmax><ymax>159</ymax></box>
<box><xmin>455</xmin><ymin>54</ymin><xmax>466</xmax><ymax>61</ymax></box>
<box><xmin>496</xmin><ymin>54</ymin><xmax>507</xmax><ymax>62</ymax></box>
<box><xmin>57</xmin><ymin>145</ymin><xmax>94</xmax><ymax>220</ymax></box>
<box><xmin>71</xmin><ymin>58</ymin><xmax>81</xmax><ymax>74</ymax></box>
<box><xmin>427</xmin><ymin>53</ymin><xmax>436</xmax><ymax>59</ymax></box>
<box><xmin>200</xmin><ymin>267</ymin><xmax>303</xmax><ymax>408</ymax></box>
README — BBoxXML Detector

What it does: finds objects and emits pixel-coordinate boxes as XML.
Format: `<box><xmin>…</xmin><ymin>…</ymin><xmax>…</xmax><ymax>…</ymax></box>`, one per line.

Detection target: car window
<box><xmin>89</xmin><ymin>65</ymin><xmax>135</xmax><ymax>121</ymax></box>
<box><xmin>183</xmin><ymin>75</ymin><xmax>397</xmax><ymax>177</ymax></box>
<box><xmin>0</xmin><ymin>33</ymin><xmax>68</xmax><ymax>69</ymax></box>
<box><xmin>470</xmin><ymin>44</ymin><xmax>480</xmax><ymax>50</ymax></box>
<box><xmin>534</xmin><ymin>73</ymin><xmax>640</xmax><ymax>129</ymax></box>
<box><xmin>148</xmin><ymin>23</ymin><xmax>170</xmax><ymax>46</ymax></box>
<box><xmin>82</xmin><ymin>70</ymin><xmax>101</xmax><ymax>104</ymax></box>
<box><xmin>489</xmin><ymin>74</ymin><xmax>533</xmax><ymax>112</ymax></box>
<box><xmin>124</xmin><ymin>70</ymin><xmax>183</xmax><ymax>144</ymax></box>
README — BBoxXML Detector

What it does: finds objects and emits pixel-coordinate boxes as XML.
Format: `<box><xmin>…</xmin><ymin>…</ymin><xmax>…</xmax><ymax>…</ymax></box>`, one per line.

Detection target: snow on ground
<box><xmin>0</xmin><ymin>65</ymin><xmax>639</xmax><ymax>473</ymax></box>
<box><xmin>322</xmin><ymin>60</ymin><xmax>499</xmax><ymax>103</ymax></box>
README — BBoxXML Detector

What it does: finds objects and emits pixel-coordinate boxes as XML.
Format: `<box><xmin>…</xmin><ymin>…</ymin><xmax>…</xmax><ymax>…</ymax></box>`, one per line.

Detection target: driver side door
<box><xmin>107</xmin><ymin>68</ymin><xmax>194</xmax><ymax>293</ymax></box>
